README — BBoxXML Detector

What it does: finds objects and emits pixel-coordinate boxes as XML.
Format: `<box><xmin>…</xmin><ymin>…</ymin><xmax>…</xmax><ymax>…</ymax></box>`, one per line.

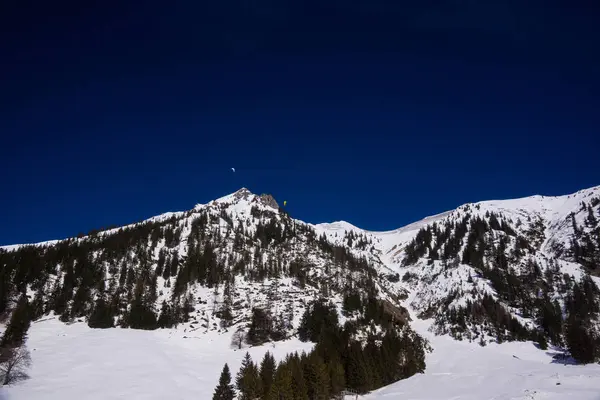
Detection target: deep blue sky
<box><xmin>1</xmin><ymin>0</ymin><xmax>599</xmax><ymax>245</ymax></box>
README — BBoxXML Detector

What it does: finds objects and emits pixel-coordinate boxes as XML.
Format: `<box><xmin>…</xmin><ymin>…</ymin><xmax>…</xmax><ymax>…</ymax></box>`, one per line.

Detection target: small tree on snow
<box><xmin>231</xmin><ymin>327</ymin><xmax>246</xmax><ymax>350</ymax></box>
<box><xmin>213</xmin><ymin>363</ymin><xmax>235</xmax><ymax>400</ymax></box>
<box><xmin>0</xmin><ymin>347</ymin><xmax>31</xmax><ymax>385</ymax></box>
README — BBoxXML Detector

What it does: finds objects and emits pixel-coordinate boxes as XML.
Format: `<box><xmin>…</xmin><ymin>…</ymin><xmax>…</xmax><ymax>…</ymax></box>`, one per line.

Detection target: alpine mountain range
<box><xmin>1</xmin><ymin>185</ymin><xmax>600</xmax><ymax>398</ymax></box>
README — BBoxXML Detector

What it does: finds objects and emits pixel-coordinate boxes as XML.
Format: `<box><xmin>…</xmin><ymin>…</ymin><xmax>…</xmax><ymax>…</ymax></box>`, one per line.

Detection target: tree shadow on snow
<box><xmin>547</xmin><ymin>350</ymin><xmax>578</xmax><ymax>365</ymax></box>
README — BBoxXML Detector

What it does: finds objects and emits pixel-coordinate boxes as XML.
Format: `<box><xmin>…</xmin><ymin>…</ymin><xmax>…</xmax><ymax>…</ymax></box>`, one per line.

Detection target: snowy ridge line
<box><xmin>2</xmin><ymin>185</ymin><xmax>599</xmax><ymax>252</ymax></box>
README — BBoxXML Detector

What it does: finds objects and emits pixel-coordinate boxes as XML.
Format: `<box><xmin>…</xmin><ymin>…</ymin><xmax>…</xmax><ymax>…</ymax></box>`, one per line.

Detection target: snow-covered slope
<box><xmin>365</xmin><ymin>299</ymin><xmax>600</xmax><ymax>400</ymax></box>
<box><xmin>321</xmin><ymin>186</ymin><xmax>600</xmax><ymax>343</ymax></box>
<box><xmin>1</xmin><ymin>185</ymin><xmax>600</xmax><ymax>399</ymax></box>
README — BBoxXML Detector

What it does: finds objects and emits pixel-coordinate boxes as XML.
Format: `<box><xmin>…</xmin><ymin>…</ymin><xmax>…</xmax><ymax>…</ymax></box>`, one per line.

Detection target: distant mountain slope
<box><xmin>366</xmin><ymin>185</ymin><xmax>600</xmax><ymax>361</ymax></box>
<box><xmin>1</xmin><ymin>185</ymin><xmax>600</xmax><ymax>368</ymax></box>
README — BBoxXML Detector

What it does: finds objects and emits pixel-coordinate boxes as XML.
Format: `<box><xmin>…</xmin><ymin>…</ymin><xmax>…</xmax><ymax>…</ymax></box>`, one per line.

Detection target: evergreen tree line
<box><xmin>214</xmin><ymin>299</ymin><xmax>427</xmax><ymax>399</ymax></box>
<box><xmin>0</xmin><ymin>293</ymin><xmax>33</xmax><ymax>385</ymax></box>
<box><xmin>403</xmin><ymin>213</ymin><xmax>519</xmax><ymax>267</ymax></box>
<box><xmin>435</xmin><ymin>274</ymin><xmax>600</xmax><ymax>364</ymax></box>
<box><xmin>569</xmin><ymin>209</ymin><xmax>600</xmax><ymax>274</ymax></box>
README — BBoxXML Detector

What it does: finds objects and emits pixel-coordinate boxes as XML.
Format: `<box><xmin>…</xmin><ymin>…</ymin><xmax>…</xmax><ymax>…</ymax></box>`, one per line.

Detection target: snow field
<box><xmin>2</xmin><ymin>318</ymin><xmax>313</xmax><ymax>400</ymax></box>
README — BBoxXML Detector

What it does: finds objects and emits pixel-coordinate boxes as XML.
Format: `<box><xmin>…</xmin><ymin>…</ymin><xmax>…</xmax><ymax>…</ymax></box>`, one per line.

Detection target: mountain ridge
<box><xmin>4</xmin><ymin>184</ymin><xmax>599</xmax><ymax>251</ymax></box>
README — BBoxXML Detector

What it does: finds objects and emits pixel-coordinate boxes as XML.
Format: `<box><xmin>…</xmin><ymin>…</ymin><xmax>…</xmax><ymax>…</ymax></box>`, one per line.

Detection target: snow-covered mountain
<box><xmin>0</xmin><ymin>187</ymin><xmax>414</xmax><ymax>353</ymax></box>
<box><xmin>1</xmin><ymin>185</ymin><xmax>600</xmax><ymax>399</ymax></box>
<box><xmin>317</xmin><ymin>185</ymin><xmax>600</xmax><ymax>347</ymax></box>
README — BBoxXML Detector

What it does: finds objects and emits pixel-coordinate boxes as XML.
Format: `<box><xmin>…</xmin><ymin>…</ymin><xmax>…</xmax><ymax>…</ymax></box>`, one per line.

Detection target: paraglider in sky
<box><xmin>231</xmin><ymin>167</ymin><xmax>235</xmax><ymax>172</ymax></box>
<box><xmin>283</xmin><ymin>200</ymin><xmax>287</xmax><ymax>206</ymax></box>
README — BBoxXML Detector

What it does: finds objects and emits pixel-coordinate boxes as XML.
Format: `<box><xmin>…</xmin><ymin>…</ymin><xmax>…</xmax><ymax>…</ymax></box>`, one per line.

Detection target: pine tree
<box><xmin>344</xmin><ymin>341</ymin><xmax>370</xmax><ymax>393</ymax></box>
<box><xmin>125</xmin><ymin>278</ymin><xmax>157</xmax><ymax>330</ymax></box>
<box><xmin>303</xmin><ymin>353</ymin><xmax>329</xmax><ymax>400</ymax></box>
<box><xmin>269</xmin><ymin>362</ymin><xmax>294</xmax><ymax>400</ymax></box>
<box><xmin>157</xmin><ymin>300</ymin><xmax>175</xmax><ymax>328</ymax></box>
<box><xmin>30</xmin><ymin>285</ymin><xmax>45</xmax><ymax>321</ymax></box>
<box><xmin>587</xmin><ymin>206</ymin><xmax>597</xmax><ymax>227</ymax></box>
<box><xmin>0</xmin><ymin>270</ymin><xmax>10</xmax><ymax>315</ymax></box>
<box><xmin>328</xmin><ymin>358</ymin><xmax>346</xmax><ymax>395</ymax></box>
<box><xmin>235</xmin><ymin>352</ymin><xmax>261</xmax><ymax>400</ymax></box>
<box><xmin>1</xmin><ymin>294</ymin><xmax>31</xmax><ymax>348</ymax></box>
<box><xmin>565</xmin><ymin>313</ymin><xmax>596</xmax><ymax>364</ymax></box>
<box><xmin>259</xmin><ymin>351</ymin><xmax>276</xmax><ymax>398</ymax></box>
<box><xmin>247</xmin><ymin>307</ymin><xmax>271</xmax><ymax>345</ymax></box>
<box><xmin>219</xmin><ymin>279</ymin><xmax>234</xmax><ymax>328</ymax></box>
<box><xmin>289</xmin><ymin>354</ymin><xmax>309</xmax><ymax>400</ymax></box>
<box><xmin>88</xmin><ymin>295</ymin><xmax>114</xmax><ymax>328</ymax></box>
<box><xmin>213</xmin><ymin>363</ymin><xmax>235</xmax><ymax>400</ymax></box>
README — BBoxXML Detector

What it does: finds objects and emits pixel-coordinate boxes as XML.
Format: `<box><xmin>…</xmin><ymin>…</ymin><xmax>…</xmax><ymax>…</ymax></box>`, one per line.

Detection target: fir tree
<box><xmin>269</xmin><ymin>362</ymin><xmax>294</xmax><ymax>400</ymax></box>
<box><xmin>259</xmin><ymin>351</ymin><xmax>276</xmax><ymax>398</ymax></box>
<box><xmin>157</xmin><ymin>301</ymin><xmax>175</xmax><ymax>328</ymax></box>
<box><xmin>344</xmin><ymin>341</ymin><xmax>371</xmax><ymax>393</ymax></box>
<box><xmin>289</xmin><ymin>354</ymin><xmax>309</xmax><ymax>400</ymax></box>
<box><xmin>1</xmin><ymin>294</ymin><xmax>31</xmax><ymax>348</ymax></box>
<box><xmin>0</xmin><ymin>270</ymin><xmax>10</xmax><ymax>316</ymax></box>
<box><xmin>328</xmin><ymin>358</ymin><xmax>346</xmax><ymax>395</ymax></box>
<box><xmin>303</xmin><ymin>353</ymin><xmax>329</xmax><ymax>399</ymax></box>
<box><xmin>88</xmin><ymin>295</ymin><xmax>114</xmax><ymax>328</ymax></box>
<box><xmin>212</xmin><ymin>363</ymin><xmax>235</xmax><ymax>400</ymax></box>
<box><xmin>30</xmin><ymin>285</ymin><xmax>46</xmax><ymax>321</ymax></box>
<box><xmin>235</xmin><ymin>352</ymin><xmax>261</xmax><ymax>400</ymax></box>
<box><xmin>247</xmin><ymin>307</ymin><xmax>272</xmax><ymax>345</ymax></box>
<box><xmin>565</xmin><ymin>313</ymin><xmax>596</xmax><ymax>364</ymax></box>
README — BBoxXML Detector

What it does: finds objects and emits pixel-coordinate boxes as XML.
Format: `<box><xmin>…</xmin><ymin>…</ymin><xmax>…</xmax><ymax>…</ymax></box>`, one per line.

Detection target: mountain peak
<box><xmin>211</xmin><ymin>187</ymin><xmax>280</xmax><ymax>210</ymax></box>
<box><xmin>212</xmin><ymin>187</ymin><xmax>253</xmax><ymax>204</ymax></box>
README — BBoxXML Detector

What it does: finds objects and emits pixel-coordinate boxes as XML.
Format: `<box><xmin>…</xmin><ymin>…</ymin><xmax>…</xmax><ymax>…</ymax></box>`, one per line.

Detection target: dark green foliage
<box><xmin>289</xmin><ymin>353</ymin><xmax>309</xmax><ymax>400</ymax></box>
<box><xmin>235</xmin><ymin>353</ymin><xmax>261</xmax><ymax>400</ymax></box>
<box><xmin>535</xmin><ymin>297</ymin><xmax>563</xmax><ymax>346</ymax></box>
<box><xmin>29</xmin><ymin>286</ymin><xmax>46</xmax><ymax>321</ymax></box>
<box><xmin>303</xmin><ymin>353</ymin><xmax>330</xmax><ymax>399</ymax></box>
<box><xmin>344</xmin><ymin>341</ymin><xmax>371</xmax><ymax>392</ymax></box>
<box><xmin>269</xmin><ymin>362</ymin><xmax>294</xmax><ymax>400</ymax></box>
<box><xmin>565</xmin><ymin>314</ymin><xmax>596</xmax><ymax>364</ymax></box>
<box><xmin>403</xmin><ymin>226</ymin><xmax>433</xmax><ymax>265</ymax></box>
<box><xmin>247</xmin><ymin>308</ymin><xmax>272</xmax><ymax>345</ymax></box>
<box><xmin>564</xmin><ymin>276</ymin><xmax>600</xmax><ymax>363</ymax></box>
<box><xmin>439</xmin><ymin>293</ymin><xmax>533</xmax><ymax>343</ymax></box>
<box><xmin>125</xmin><ymin>301</ymin><xmax>157</xmax><ymax>330</ymax></box>
<box><xmin>229</xmin><ymin>293</ymin><xmax>428</xmax><ymax>399</ymax></box>
<box><xmin>259</xmin><ymin>352</ymin><xmax>276</xmax><ymax>398</ymax></box>
<box><xmin>297</xmin><ymin>300</ymin><xmax>339</xmax><ymax>342</ymax></box>
<box><xmin>0</xmin><ymin>269</ymin><xmax>10</xmax><ymax>316</ymax></box>
<box><xmin>328</xmin><ymin>357</ymin><xmax>346</xmax><ymax>394</ymax></box>
<box><xmin>212</xmin><ymin>363</ymin><xmax>235</xmax><ymax>400</ymax></box>
<box><xmin>342</xmin><ymin>290</ymin><xmax>362</xmax><ymax>316</ymax></box>
<box><xmin>88</xmin><ymin>295</ymin><xmax>114</xmax><ymax>328</ymax></box>
<box><xmin>157</xmin><ymin>300</ymin><xmax>176</xmax><ymax>328</ymax></box>
<box><xmin>1</xmin><ymin>294</ymin><xmax>31</xmax><ymax>348</ymax></box>
<box><xmin>124</xmin><ymin>280</ymin><xmax>157</xmax><ymax>330</ymax></box>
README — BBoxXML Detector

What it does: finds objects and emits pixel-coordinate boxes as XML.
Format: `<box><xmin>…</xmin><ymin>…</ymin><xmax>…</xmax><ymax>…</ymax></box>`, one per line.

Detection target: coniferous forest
<box><xmin>215</xmin><ymin>298</ymin><xmax>427</xmax><ymax>399</ymax></box>
<box><xmin>401</xmin><ymin>201</ymin><xmax>600</xmax><ymax>363</ymax></box>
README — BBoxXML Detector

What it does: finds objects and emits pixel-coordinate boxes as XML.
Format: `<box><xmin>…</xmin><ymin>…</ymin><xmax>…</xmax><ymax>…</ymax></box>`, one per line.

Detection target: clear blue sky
<box><xmin>1</xmin><ymin>0</ymin><xmax>599</xmax><ymax>245</ymax></box>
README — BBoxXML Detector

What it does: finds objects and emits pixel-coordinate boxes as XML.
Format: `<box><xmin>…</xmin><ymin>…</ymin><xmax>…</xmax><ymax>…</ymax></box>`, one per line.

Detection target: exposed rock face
<box><xmin>256</xmin><ymin>193</ymin><xmax>279</xmax><ymax>209</ymax></box>
<box><xmin>232</xmin><ymin>187</ymin><xmax>252</xmax><ymax>201</ymax></box>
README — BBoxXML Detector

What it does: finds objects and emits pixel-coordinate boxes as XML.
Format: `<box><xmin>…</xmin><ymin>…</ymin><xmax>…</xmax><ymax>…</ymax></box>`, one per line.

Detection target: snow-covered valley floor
<box><xmin>0</xmin><ymin>318</ymin><xmax>313</xmax><ymax>400</ymax></box>
<box><xmin>3</xmin><ymin>312</ymin><xmax>600</xmax><ymax>400</ymax></box>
